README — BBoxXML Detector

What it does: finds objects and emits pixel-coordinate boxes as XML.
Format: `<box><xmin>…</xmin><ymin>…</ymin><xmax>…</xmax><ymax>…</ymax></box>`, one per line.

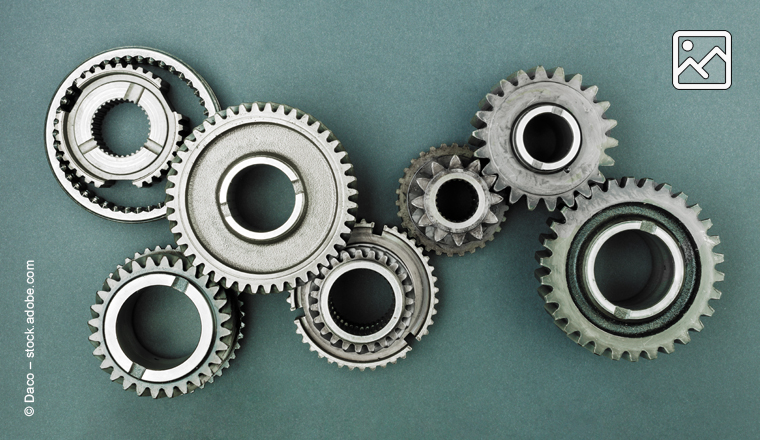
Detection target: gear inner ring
<box><xmin>512</xmin><ymin>104</ymin><xmax>582</xmax><ymax>173</ymax></box>
<box><xmin>567</xmin><ymin>203</ymin><xmax>700</xmax><ymax>337</ymax></box>
<box><xmin>103</xmin><ymin>272</ymin><xmax>214</xmax><ymax>383</ymax></box>
<box><xmin>425</xmin><ymin>171</ymin><xmax>488</xmax><ymax>232</ymax></box>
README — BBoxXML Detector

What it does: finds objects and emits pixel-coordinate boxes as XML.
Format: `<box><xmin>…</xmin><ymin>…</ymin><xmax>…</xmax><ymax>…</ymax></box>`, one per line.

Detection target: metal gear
<box><xmin>45</xmin><ymin>47</ymin><xmax>220</xmax><ymax>223</ymax></box>
<box><xmin>289</xmin><ymin>220</ymin><xmax>437</xmax><ymax>370</ymax></box>
<box><xmin>469</xmin><ymin>66</ymin><xmax>618</xmax><ymax>211</ymax></box>
<box><xmin>166</xmin><ymin>102</ymin><xmax>357</xmax><ymax>294</ymax></box>
<box><xmin>55</xmin><ymin>63</ymin><xmax>186</xmax><ymax>188</ymax></box>
<box><xmin>397</xmin><ymin>143</ymin><xmax>507</xmax><ymax>256</ymax></box>
<box><xmin>535</xmin><ymin>177</ymin><xmax>723</xmax><ymax>361</ymax></box>
<box><xmin>88</xmin><ymin>246</ymin><xmax>243</xmax><ymax>397</ymax></box>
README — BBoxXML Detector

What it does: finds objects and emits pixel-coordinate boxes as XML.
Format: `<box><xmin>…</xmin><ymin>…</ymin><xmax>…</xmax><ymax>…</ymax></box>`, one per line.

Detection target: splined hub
<box><xmin>536</xmin><ymin>178</ymin><xmax>724</xmax><ymax>361</ymax></box>
<box><xmin>166</xmin><ymin>102</ymin><xmax>357</xmax><ymax>294</ymax></box>
<box><xmin>469</xmin><ymin>66</ymin><xmax>618</xmax><ymax>211</ymax></box>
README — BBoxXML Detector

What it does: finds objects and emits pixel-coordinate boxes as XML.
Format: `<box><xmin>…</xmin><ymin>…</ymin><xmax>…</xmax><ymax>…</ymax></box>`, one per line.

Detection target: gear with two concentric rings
<box><xmin>289</xmin><ymin>220</ymin><xmax>437</xmax><ymax>370</ymax></box>
<box><xmin>535</xmin><ymin>177</ymin><xmax>723</xmax><ymax>361</ymax></box>
<box><xmin>397</xmin><ymin>143</ymin><xmax>508</xmax><ymax>256</ymax></box>
<box><xmin>469</xmin><ymin>66</ymin><xmax>618</xmax><ymax>211</ymax></box>
<box><xmin>45</xmin><ymin>46</ymin><xmax>220</xmax><ymax>223</ymax></box>
<box><xmin>166</xmin><ymin>102</ymin><xmax>357</xmax><ymax>294</ymax></box>
<box><xmin>88</xmin><ymin>246</ymin><xmax>243</xmax><ymax>398</ymax></box>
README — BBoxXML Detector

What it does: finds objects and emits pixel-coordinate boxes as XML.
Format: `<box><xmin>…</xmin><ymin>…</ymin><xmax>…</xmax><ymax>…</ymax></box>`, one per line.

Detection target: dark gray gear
<box><xmin>536</xmin><ymin>178</ymin><xmax>724</xmax><ymax>361</ymax></box>
<box><xmin>397</xmin><ymin>144</ymin><xmax>508</xmax><ymax>256</ymax></box>
<box><xmin>469</xmin><ymin>66</ymin><xmax>618</xmax><ymax>211</ymax></box>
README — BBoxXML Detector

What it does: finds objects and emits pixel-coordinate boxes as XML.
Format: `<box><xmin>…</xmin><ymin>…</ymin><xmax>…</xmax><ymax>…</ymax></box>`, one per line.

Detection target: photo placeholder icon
<box><xmin>672</xmin><ymin>30</ymin><xmax>731</xmax><ymax>90</ymax></box>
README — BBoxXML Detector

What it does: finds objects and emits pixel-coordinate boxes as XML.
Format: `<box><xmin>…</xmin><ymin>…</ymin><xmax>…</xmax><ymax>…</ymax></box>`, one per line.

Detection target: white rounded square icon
<box><xmin>673</xmin><ymin>30</ymin><xmax>731</xmax><ymax>90</ymax></box>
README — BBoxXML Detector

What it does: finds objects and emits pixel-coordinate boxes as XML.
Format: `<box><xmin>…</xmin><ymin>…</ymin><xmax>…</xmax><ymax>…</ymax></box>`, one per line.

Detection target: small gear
<box><xmin>397</xmin><ymin>143</ymin><xmax>507</xmax><ymax>256</ymax></box>
<box><xmin>45</xmin><ymin>47</ymin><xmax>220</xmax><ymax>223</ymax></box>
<box><xmin>536</xmin><ymin>178</ymin><xmax>723</xmax><ymax>361</ymax></box>
<box><xmin>88</xmin><ymin>246</ymin><xmax>243</xmax><ymax>397</ymax></box>
<box><xmin>166</xmin><ymin>102</ymin><xmax>357</xmax><ymax>294</ymax></box>
<box><xmin>469</xmin><ymin>66</ymin><xmax>618</xmax><ymax>211</ymax></box>
<box><xmin>289</xmin><ymin>220</ymin><xmax>437</xmax><ymax>370</ymax></box>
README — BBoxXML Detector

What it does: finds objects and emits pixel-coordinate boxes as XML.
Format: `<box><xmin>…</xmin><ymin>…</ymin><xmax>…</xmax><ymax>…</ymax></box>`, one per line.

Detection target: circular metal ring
<box><xmin>424</xmin><ymin>171</ymin><xmax>489</xmax><ymax>232</ymax></box>
<box><xmin>45</xmin><ymin>47</ymin><xmax>220</xmax><ymax>223</ymax></box>
<box><xmin>512</xmin><ymin>104</ymin><xmax>582</xmax><ymax>173</ymax></box>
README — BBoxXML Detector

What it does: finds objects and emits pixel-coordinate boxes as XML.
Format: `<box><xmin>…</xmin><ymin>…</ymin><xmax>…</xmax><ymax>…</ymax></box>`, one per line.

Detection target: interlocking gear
<box><xmin>397</xmin><ymin>144</ymin><xmax>507</xmax><ymax>256</ymax></box>
<box><xmin>88</xmin><ymin>246</ymin><xmax>243</xmax><ymax>397</ymax></box>
<box><xmin>469</xmin><ymin>66</ymin><xmax>618</xmax><ymax>211</ymax></box>
<box><xmin>166</xmin><ymin>102</ymin><xmax>357</xmax><ymax>294</ymax></box>
<box><xmin>536</xmin><ymin>178</ymin><xmax>723</xmax><ymax>361</ymax></box>
<box><xmin>45</xmin><ymin>47</ymin><xmax>220</xmax><ymax>223</ymax></box>
<box><xmin>289</xmin><ymin>220</ymin><xmax>437</xmax><ymax>370</ymax></box>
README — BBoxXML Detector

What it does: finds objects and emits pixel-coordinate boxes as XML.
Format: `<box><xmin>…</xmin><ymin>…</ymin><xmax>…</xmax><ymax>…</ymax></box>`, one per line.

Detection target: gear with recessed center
<box><xmin>469</xmin><ymin>66</ymin><xmax>618</xmax><ymax>211</ymax></box>
<box><xmin>397</xmin><ymin>143</ymin><xmax>507</xmax><ymax>256</ymax></box>
<box><xmin>166</xmin><ymin>102</ymin><xmax>357</xmax><ymax>294</ymax></box>
<box><xmin>535</xmin><ymin>178</ymin><xmax>723</xmax><ymax>361</ymax></box>
<box><xmin>288</xmin><ymin>220</ymin><xmax>437</xmax><ymax>370</ymax></box>
<box><xmin>88</xmin><ymin>246</ymin><xmax>243</xmax><ymax>398</ymax></box>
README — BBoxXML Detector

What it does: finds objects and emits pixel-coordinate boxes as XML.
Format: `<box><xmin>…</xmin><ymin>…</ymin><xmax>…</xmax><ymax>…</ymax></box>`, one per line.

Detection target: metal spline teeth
<box><xmin>469</xmin><ymin>66</ymin><xmax>618</xmax><ymax>211</ymax></box>
<box><xmin>396</xmin><ymin>143</ymin><xmax>508</xmax><ymax>256</ymax></box>
<box><xmin>88</xmin><ymin>246</ymin><xmax>242</xmax><ymax>398</ymax></box>
<box><xmin>289</xmin><ymin>220</ymin><xmax>438</xmax><ymax>370</ymax></box>
<box><xmin>536</xmin><ymin>177</ymin><xmax>723</xmax><ymax>361</ymax></box>
<box><xmin>166</xmin><ymin>102</ymin><xmax>357</xmax><ymax>294</ymax></box>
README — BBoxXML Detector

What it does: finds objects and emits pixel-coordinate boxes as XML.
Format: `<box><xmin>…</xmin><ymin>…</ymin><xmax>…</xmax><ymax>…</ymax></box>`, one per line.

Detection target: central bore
<box><xmin>522</xmin><ymin>113</ymin><xmax>574</xmax><ymax>163</ymax></box>
<box><xmin>328</xmin><ymin>268</ymin><xmax>396</xmax><ymax>336</ymax></box>
<box><xmin>116</xmin><ymin>285</ymin><xmax>201</xmax><ymax>370</ymax></box>
<box><xmin>593</xmin><ymin>230</ymin><xmax>654</xmax><ymax>306</ymax></box>
<box><xmin>227</xmin><ymin>164</ymin><xmax>296</xmax><ymax>233</ymax></box>
<box><xmin>435</xmin><ymin>178</ymin><xmax>479</xmax><ymax>223</ymax></box>
<box><xmin>95</xmin><ymin>101</ymin><xmax>150</xmax><ymax>156</ymax></box>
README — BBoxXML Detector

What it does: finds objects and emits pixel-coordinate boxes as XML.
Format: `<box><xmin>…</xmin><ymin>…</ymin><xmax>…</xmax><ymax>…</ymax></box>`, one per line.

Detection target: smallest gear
<box><xmin>88</xmin><ymin>246</ymin><xmax>243</xmax><ymax>397</ymax></box>
<box><xmin>397</xmin><ymin>144</ymin><xmax>507</xmax><ymax>256</ymax></box>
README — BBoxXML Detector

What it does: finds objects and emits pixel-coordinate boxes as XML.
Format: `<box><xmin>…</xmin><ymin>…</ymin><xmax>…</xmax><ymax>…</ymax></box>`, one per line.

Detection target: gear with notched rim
<box><xmin>535</xmin><ymin>177</ymin><xmax>723</xmax><ymax>361</ymax></box>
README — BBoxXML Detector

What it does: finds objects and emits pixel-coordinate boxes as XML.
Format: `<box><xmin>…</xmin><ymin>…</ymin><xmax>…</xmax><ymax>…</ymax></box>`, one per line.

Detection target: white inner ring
<box><xmin>584</xmin><ymin>220</ymin><xmax>685</xmax><ymax>321</ymax></box>
<box><xmin>103</xmin><ymin>272</ymin><xmax>215</xmax><ymax>383</ymax></box>
<box><xmin>424</xmin><ymin>172</ymin><xmax>488</xmax><ymax>232</ymax></box>
<box><xmin>319</xmin><ymin>259</ymin><xmax>405</xmax><ymax>344</ymax></box>
<box><xmin>218</xmin><ymin>156</ymin><xmax>305</xmax><ymax>242</ymax></box>
<box><xmin>513</xmin><ymin>104</ymin><xmax>582</xmax><ymax>172</ymax></box>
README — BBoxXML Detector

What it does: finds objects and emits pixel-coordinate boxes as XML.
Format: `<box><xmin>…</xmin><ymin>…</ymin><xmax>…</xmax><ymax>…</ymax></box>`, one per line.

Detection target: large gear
<box><xmin>45</xmin><ymin>46</ymin><xmax>220</xmax><ymax>223</ymax></box>
<box><xmin>397</xmin><ymin>143</ymin><xmax>507</xmax><ymax>256</ymax></box>
<box><xmin>289</xmin><ymin>220</ymin><xmax>437</xmax><ymax>370</ymax></box>
<box><xmin>166</xmin><ymin>102</ymin><xmax>357</xmax><ymax>294</ymax></box>
<box><xmin>88</xmin><ymin>246</ymin><xmax>243</xmax><ymax>397</ymax></box>
<box><xmin>535</xmin><ymin>178</ymin><xmax>723</xmax><ymax>361</ymax></box>
<box><xmin>469</xmin><ymin>66</ymin><xmax>618</xmax><ymax>211</ymax></box>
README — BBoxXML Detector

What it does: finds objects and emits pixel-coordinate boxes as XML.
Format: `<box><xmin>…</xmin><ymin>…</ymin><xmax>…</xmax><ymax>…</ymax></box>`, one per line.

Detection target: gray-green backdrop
<box><xmin>1</xmin><ymin>1</ymin><xmax>756</xmax><ymax>438</ymax></box>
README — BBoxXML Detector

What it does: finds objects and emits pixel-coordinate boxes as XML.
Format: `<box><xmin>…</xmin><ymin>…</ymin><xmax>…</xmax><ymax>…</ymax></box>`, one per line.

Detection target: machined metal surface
<box><xmin>88</xmin><ymin>246</ymin><xmax>243</xmax><ymax>397</ymax></box>
<box><xmin>289</xmin><ymin>220</ymin><xmax>437</xmax><ymax>370</ymax></box>
<box><xmin>397</xmin><ymin>144</ymin><xmax>508</xmax><ymax>256</ymax></box>
<box><xmin>535</xmin><ymin>177</ymin><xmax>724</xmax><ymax>360</ymax></box>
<box><xmin>45</xmin><ymin>46</ymin><xmax>220</xmax><ymax>223</ymax></box>
<box><xmin>469</xmin><ymin>66</ymin><xmax>618</xmax><ymax>211</ymax></box>
<box><xmin>166</xmin><ymin>102</ymin><xmax>357</xmax><ymax>294</ymax></box>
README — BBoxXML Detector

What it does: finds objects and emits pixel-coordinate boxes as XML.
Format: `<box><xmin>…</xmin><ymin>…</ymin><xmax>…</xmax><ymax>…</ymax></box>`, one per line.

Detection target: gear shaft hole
<box><xmin>522</xmin><ymin>112</ymin><xmax>574</xmax><ymax>164</ymax></box>
<box><xmin>94</xmin><ymin>101</ymin><xmax>150</xmax><ymax>156</ymax></box>
<box><xmin>115</xmin><ymin>284</ymin><xmax>201</xmax><ymax>370</ymax></box>
<box><xmin>435</xmin><ymin>179</ymin><xmax>478</xmax><ymax>223</ymax></box>
<box><xmin>227</xmin><ymin>164</ymin><xmax>296</xmax><ymax>233</ymax></box>
<box><xmin>328</xmin><ymin>269</ymin><xmax>396</xmax><ymax>336</ymax></box>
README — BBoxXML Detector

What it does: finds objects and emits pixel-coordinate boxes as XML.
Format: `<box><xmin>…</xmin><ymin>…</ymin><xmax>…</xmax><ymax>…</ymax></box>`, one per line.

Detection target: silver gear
<box><xmin>536</xmin><ymin>177</ymin><xmax>724</xmax><ymax>361</ymax></box>
<box><xmin>88</xmin><ymin>246</ymin><xmax>243</xmax><ymax>397</ymax></box>
<box><xmin>397</xmin><ymin>143</ymin><xmax>507</xmax><ymax>256</ymax></box>
<box><xmin>166</xmin><ymin>102</ymin><xmax>357</xmax><ymax>294</ymax></box>
<box><xmin>289</xmin><ymin>220</ymin><xmax>438</xmax><ymax>370</ymax></box>
<box><xmin>45</xmin><ymin>47</ymin><xmax>220</xmax><ymax>223</ymax></box>
<box><xmin>469</xmin><ymin>66</ymin><xmax>618</xmax><ymax>211</ymax></box>
<box><xmin>55</xmin><ymin>63</ymin><xmax>186</xmax><ymax>188</ymax></box>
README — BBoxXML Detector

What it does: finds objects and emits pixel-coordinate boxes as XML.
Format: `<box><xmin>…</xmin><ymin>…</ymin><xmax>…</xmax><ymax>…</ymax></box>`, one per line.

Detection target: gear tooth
<box><xmin>604</xmin><ymin>118</ymin><xmax>618</xmax><ymax>132</ymax></box>
<box><xmin>550</xmin><ymin>67</ymin><xmax>566</xmax><ymax>81</ymax></box>
<box><xmin>448</xmin><ymin>155</ymin><xmax>463</xmax><ymax>170</ymax></box>
<box><xmin>473</xmin><ymin>145</ymin><xmax>490</xmax><ymax>159</ymax></box>
<box><xmin>583</xmin><ymin>85</ymin><xmax>599</xmax><ymax>101</ymax></box>
<box><xmin>508</xmin><ymin>188</ymin><xmax>523</xmax><ymax>204</ymax></box>
<box><xmin>599</xmin><ymin>153</ymin><xmax>615</xmax><ymax>167</ymax></box>
<box><xmin>489</xmin><ymin>193</ymin><xmax>504</xmax><ymax>206</ymax></box>
<box><xmin>451</xmin><ymin>233</ymin><xmax>466</xmax><ymax>246</ymax></box>
<box><xmin>708</xmin><ymin>235</ymin><xmax>721</xmax><ymax>246</ymax></box>
<box><xmin>465</xmin><ymin>159</ymin><xmax>481</xmax><ymax>173</ymax></box>
<box><xmin>410</xmin><ymin>196</ymin><xmax>425</xmax><ymax>209</ymax></box>
<box><xmin>433</xmin><ymin>228</ymin><xmax>447</xmax><ymax>242</ymax></box>
<box><xmin>560</xmin><ymin>193</ymin><xmax>575</xmax><ymax>208</ymax></box>
<box><xmin>97</xmin><ymin>290</ymin><xmax>111</xmax><ymax>302</ymax></box>
<box><xmin>543</xmin><ymin>197</ymin><xmax>558</xmax><ymax>212</ymax></box>
<box><xmin>691</xmin><ymin>319</ymin><xmax>705</xmax><ymax>332</ymax></box>
<box><xmin>689</xmin><ymin>204</ymin><xmax>702</xmax><ymax>215</ymax></box>
<box><xmin>701</xmin><ymin>218</ymin><xmax>713</xmax><ymax>229</ymax></box>
<box><xmin>660</xmin><ymin>341</ymin><xmax>676</xmax><ymax>354</ymax></box>
<box><xmin>428</xmin><ymin>161</ymin><xmax>445</xmax><ymax>175</ymax></box>
<box><xmin>416</xmin><ymin>177</ymin><xmax>431</xmax><ymax>191</ymax></box>
<box><xmin>676</xmin><ymin>331</ymin><xmax>691</xmax><ymax>345</ymax></box>
<box><xmin>149</xmin><ymin>387</ymin><xmax>161</xmax><ymax>399</ymax></box>
<box><xmin>514</xmin><ymin>70</ymin><xmax>530</xmax><ymax>85</ymax></box>
<box><xmin>533</xmin><ymin>66</ymin><xmax>548</xmax><ymax>80</ymax></box>
<box><xmin>713</xmin><ymin>252</ymin><xmax>724</xmax><ymax>264</ymax></box>
<box><xmin>714</xmin><ymin>270</ymin><xmax>725</xmax><ymax>282</ymax></box>
<box><xmin>483</xmin><ymin>210</ymin><xmax>499</xmax><ymax>224</ymax></box>
<box><xmin>603</xmin><ymin>136</ymin><xmax>618</xmax><ymax>150</ymax></box>
<box><xmin>417</xmin><ymin>213</ymin><xmax>433</xmax><ymax>227</ymax></box>
<box><xmin>597</xmin><ymin>101</ymin><xmax>611</xmax><ymax>113</ymax></box>
<box><xmin>526</xmin><ymin>195</ymin><xmax>539</xmax><ymax>211</ymax></box>
<box><xmin>498</xmin><ymin>78</ymin><xmax>515</xmax><ymax>93</ymax></box>
<box><xmin>568</xmin><ymin>73</ymin><xmax>583</xmax><ymax>89</ymax></box>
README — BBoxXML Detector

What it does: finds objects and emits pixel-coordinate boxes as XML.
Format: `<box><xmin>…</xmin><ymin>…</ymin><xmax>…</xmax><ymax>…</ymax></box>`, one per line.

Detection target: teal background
<box><xmin>1</xmin><ymin>1</ymin><xmax>757</xmax><ymax>438</ymax></box>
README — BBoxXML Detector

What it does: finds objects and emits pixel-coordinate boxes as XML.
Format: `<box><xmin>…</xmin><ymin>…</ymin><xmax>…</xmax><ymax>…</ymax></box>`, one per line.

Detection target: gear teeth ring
<box><xmin>397</xmin><ymin>143</ymin><xmax>508</xmax><ymax>256</ymax></box>
<box><xmin>469</xmin><ymin>66</ymin><xmax>617</xmax><ymax>211</ymax></box>
<box><xmin>88</xmin><ymin>246</ymin><xmax>243</xmax><ymax>397</ymax></box>
<box><xmin>536</xmin><ymin>177</ymin><xmax>723</xmax><ymax>361</ymax></box>
<box><xmin>290</xmin><ymin>220</ymin><xmax>437</xmax><ymax>370</ymax></box>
